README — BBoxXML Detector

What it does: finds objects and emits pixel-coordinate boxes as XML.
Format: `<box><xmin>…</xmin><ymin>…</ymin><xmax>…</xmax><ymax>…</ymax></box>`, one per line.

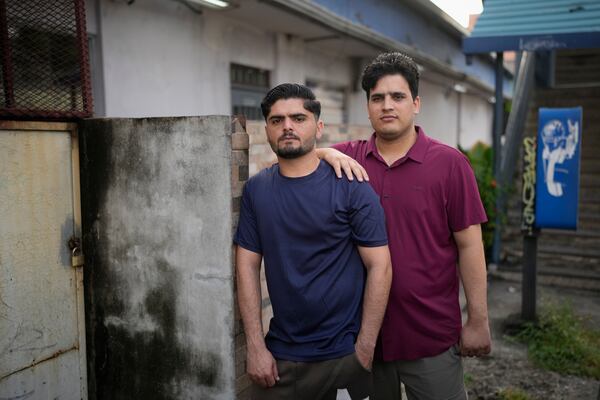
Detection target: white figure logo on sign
<box><xmin>540</xmin><ymin>119</ymin><xmax>579</xmax><ymax>197</ymax></box>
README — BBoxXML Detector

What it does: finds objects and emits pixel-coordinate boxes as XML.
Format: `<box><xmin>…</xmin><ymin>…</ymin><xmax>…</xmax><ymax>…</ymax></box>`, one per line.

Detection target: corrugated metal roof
<box><xmin>463</xmin><ymin>0</ymin><xmax>600</xmax><ymax>53</ymax></box>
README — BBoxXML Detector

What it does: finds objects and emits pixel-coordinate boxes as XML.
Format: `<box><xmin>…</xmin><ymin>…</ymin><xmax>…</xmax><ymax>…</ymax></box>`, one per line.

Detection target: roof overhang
<box><xmin>259</xmin><ymin>0</ymin><xmax>499</xmax><ymax>94</ymax></box>
<box><xmin>465</xmin><ymin>31</ymin><xmax>600</xmax><ymax>54</ymax></box>
<box><xmin>463</xmin><ymin>0</ymin><xmax>600</xmax><ymax>54</ymax></box>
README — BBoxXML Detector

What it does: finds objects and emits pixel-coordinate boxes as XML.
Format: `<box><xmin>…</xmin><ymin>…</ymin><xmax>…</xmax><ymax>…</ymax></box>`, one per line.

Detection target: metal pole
<box><xmin>520</xmin><ymin>135</ymin><xmax>538</xmax><ymax>321</ymax></box>
<box><xmin>522</xmin><ymin>233</ymin><xmax>538</xmax><ymax>320</ymax></box>
<box><xmin>499</xmin><ymin>52</ymin><xmax>535</xmax><ymax>187</ymax></box>
<box><xmin>491</xmin><ymin>52</ymin><xmax>504</xmax><ymax>264</ymax></box>
<box><xmin>514</xmin><ymin>51</ymin><xmax>523</xmax><ymax>84</ymax></box>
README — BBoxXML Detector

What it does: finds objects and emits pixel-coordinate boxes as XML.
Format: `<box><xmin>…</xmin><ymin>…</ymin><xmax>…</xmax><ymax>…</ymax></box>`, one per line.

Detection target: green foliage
<box><xmin>515</xmin><ymin>302</ymin><xmax>600</xmax><ymax>379</ymax></box>
<box><xmin>459</xmin><ymin>142</ymin><xmax>497</xmax><ymax>258</ymax></box>
<box><xmin>463</xmin><ymin>372</ymin><xmax>473</xmax><ymax>386</ymax></box>
<box><xmin>498</xmin><ymin>387</ymin><xmax>531</xmax><ymax>400</ymax></box>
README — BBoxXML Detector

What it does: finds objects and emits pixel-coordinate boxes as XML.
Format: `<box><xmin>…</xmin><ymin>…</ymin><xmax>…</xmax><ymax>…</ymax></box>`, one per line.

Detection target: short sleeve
<box><xmin>233</xmin><ymin>182</ymin><xmax>262</xmax><ymax>254</ymax></box>
<box><xmin>331</xmin><ymin>141</ymin><xmax>353</xmax><ymax>156</ymax></box>
<box><xmin>348</xmin><ymin>181</ymin><xmax>388</xmax><ymax>247</ymax></box>
<box><xmin>447</xmin><ymin>154</ymin><xmax>488</xmax><ymax>232</ymax></box>
<box><xmin>331</xmin><ymin>139</ymin><xmax>371</xmax><ymax>163</ymax></box>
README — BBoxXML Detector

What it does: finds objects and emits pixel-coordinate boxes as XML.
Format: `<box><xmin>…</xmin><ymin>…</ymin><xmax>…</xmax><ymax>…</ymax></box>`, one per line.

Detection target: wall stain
<box><xmin>0</xmin><ymin>389</ymin><xmax>36</xmax><ymax>400</ymax></box>
<box><xmin>96</xmin><ymin>259</ymin><xmax>222</xmax><ymax>400</ymax></box>
<box><xmin>80</xmin><ymin>119</ymin><xmax>224</xmax><ymax>400</ymax></box>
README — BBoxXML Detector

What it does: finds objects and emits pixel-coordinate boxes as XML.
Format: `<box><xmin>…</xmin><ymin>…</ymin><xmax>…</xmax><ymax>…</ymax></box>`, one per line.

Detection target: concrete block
<box><xmin>80</xmin><ymin>116</ymin><xmax>237</xmax><ymax>400</ymax></box>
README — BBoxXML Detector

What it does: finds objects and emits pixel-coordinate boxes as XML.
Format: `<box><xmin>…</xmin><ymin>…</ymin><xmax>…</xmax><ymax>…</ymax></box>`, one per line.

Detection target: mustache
<box><xmin>278</xmin><ymin>133</ymin><xmax>300</xmax><ymax>142</ymax></box>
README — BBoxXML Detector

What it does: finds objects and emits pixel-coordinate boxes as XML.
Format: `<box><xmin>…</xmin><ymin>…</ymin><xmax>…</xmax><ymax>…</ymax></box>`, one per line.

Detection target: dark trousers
<box><xmin>251</xmin><ymin>352</ymin><xmax>373</xmax><ymax>400</ymax></box>
<box><xmin>372</xmin><ymin>345</ymin><xmax>467</xmax><ymax>400</ymax></box>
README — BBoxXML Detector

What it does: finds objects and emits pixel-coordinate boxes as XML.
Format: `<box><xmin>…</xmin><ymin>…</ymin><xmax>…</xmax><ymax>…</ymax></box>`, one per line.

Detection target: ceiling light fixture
<box><xmin>453</xmin><ymin>83</ymin><xmax>467</xmax><ymax>93</ymax></box>
<box><xmin>185</xmin><ymin>0</ymin><xmax>231</xmax><ymax>9</ymax></box>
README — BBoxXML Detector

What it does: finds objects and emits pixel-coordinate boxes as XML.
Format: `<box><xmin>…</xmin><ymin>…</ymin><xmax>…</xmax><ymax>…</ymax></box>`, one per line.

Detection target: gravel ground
<box><xmin>463</xmin><ymin>277</ymin><xmax>600</xmax><ymax>400</ymax></box>
<box><xmin>338</xmin><ymin>277</ymin><xmax>600</xmax><ymax>400</ymax></box>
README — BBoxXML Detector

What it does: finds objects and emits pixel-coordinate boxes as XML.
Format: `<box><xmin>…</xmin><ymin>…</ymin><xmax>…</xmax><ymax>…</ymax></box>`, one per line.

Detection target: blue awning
<box><xmin>463</xmin><ymin>0</ymin><xmax>600</xmax><ymax>53</ymax></box>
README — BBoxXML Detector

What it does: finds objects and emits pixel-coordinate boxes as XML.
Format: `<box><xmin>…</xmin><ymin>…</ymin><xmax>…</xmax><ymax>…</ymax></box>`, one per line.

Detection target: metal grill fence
<box><xmin>0</xmin><ymin>0</ymin><xmax>92</xmax><ymax>119</ymax></box>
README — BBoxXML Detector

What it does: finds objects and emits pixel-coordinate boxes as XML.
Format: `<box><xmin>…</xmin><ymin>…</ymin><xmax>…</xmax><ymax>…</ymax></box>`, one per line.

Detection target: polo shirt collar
<box><xmin>365</xmin><ymin>133</ymin><xmax>378</xmax><ymax>156</ymax></box>
<box><xmin>407</xmin><ymin>126</ymin><xmax>428</xmax><ymax>163</ymax></box>
<box><xmin>366</xmin><ymin>125</ymin><xmax>429</xmax><ymax>164</ymax></box>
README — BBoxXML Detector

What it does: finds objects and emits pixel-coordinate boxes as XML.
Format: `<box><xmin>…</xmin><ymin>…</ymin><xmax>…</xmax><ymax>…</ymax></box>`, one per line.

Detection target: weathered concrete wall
<box><xmin>80</xmin><ymin>116</ymin><xmax>246</xmax><ymax>399</ymax></box>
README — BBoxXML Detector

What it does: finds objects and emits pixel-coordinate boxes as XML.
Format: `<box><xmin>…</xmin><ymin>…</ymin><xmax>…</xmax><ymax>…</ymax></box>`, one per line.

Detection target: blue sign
<box><xmin>535</xmin><ymin>107</ymin><xmax>581</xmax><ymax>229</ymax></box>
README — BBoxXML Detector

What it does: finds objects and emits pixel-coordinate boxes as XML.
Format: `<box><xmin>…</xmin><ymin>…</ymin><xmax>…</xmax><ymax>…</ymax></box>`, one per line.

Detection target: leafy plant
<box><xmin>463</xmin><ymin>372</ymin><xmax>473</xmax><ymax>386</ymax></box>
<box><xmin>459</xmin><ymin>142</ymin><xmax>497</xmax><ymax>259</ymax></box>
<box><xmin>515</xmin><ymin>302</ymin><xmax>600</xmax><ymax>379</ymax></box>
<box><xmin>498</xmin><ymin>387</ymin><xmax>531</xmax><ymax>400</ymax></box>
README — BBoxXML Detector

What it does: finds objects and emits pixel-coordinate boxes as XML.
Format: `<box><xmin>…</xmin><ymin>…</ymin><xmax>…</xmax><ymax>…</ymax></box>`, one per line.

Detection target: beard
<box><xmin>272</xmin><ymin>134</ymin><xmax>316</xmax><ymax>159</ymax></box>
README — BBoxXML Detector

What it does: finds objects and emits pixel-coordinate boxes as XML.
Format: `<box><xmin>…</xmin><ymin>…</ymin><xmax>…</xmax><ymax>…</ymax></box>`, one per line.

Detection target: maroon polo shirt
<box><xmin>333</xmin><ymin>126</ymin><xmax>487</xmax><ymax>361</ymax></box>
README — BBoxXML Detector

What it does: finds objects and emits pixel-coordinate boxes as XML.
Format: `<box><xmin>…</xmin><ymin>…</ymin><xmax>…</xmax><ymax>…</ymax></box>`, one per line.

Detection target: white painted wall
<box><xmin>459</xmin><ymin>93</ymin><xmax>494</xmax><ymax>149</ymax></box>
<box><xmin>85</xmin><ymin>0</ymin><xmax>98</xmax><ymax>35</ymax></box>
<box><xmin>272</xmin><ymin>33</ymin><xmax>305</xmax><ymax>85</ymax></box>
<box><xmin>95</xmin><ymin>0</ymin><xmax>354</xmax><ymax>118</ymax></box>
<box><xmin>416</xmin><ymin>78</ymin><xmax>460</xmax><ymax>146</ymax></box>
<box><xmin>99</xmin><ymin>0</ymin><xmax>215</xmax><ymax>117</ymax></box>
<box><xmin>227</xmin><ymin>19</ymin><xmax>275</xmax><ymax>72</ymax></box>
<box><xmin>304</xmin><ymin>47</ymin><xmax>353</xmax><ymax>87</ymax></box>
<box><xmin>416</xmin><ymin>77</ymin><xmax>493</xmax><ymax>148</ymax></box>
<box><xmin>98</xmin><ymin>0</ymin><xmax>275</xmax><ymax>117</ymax></box>
<box><xmin>347</xmin><ymin>92</ymin><xmax>370</xmax><ymax>126</ymax></box>
<box><xmin>91</xmin><ymin>0</ymin><xmax>492</xmax><ymax>146</ymax></box>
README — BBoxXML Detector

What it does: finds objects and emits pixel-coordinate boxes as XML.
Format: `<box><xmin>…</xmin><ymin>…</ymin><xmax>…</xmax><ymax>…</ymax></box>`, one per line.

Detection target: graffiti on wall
<box><xmin>521</xmin><ymin>136</ymin><xmax>536</xmax><ymax>234</ymax></box>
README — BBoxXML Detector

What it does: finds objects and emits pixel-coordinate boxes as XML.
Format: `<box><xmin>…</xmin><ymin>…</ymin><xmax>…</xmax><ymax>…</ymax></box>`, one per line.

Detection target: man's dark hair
<box><xmin>261</xmin><ymin>83</ymin><xmax>321</xmax><ymax>121</ymax></box>
<box><xmin>361</xmin><ymin>52</ymin><xmax>420</xmax><ymax>100</ymax></box>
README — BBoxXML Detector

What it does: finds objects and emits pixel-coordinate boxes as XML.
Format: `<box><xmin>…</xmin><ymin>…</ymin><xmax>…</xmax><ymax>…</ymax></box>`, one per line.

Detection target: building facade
<box><xmin>85</xmin><ymin>0</ymin><xmax>512</xmax><ymax>149</ymax></box>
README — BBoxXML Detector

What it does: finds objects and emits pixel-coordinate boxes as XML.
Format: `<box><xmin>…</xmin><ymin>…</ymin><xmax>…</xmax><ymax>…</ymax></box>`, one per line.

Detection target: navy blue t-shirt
<box><xmin>234</xmin><ymin>160</ymin><xmax>387</xmax><ymax>362</ymax></box>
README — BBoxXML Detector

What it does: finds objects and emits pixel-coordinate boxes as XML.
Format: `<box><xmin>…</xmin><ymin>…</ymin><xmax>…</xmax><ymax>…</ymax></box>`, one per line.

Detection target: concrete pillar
<box><xmin>79</xmin><ymin>116</ymin><xmax>250</xmax><ymax>400</ymax></box>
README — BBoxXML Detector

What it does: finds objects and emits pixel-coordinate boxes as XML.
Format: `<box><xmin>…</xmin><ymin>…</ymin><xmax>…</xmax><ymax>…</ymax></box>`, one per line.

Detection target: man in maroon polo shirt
<box><xmin>317</xmin><ymin>52</ymin><xmax>491</xmax><ymax>399</ymax></box>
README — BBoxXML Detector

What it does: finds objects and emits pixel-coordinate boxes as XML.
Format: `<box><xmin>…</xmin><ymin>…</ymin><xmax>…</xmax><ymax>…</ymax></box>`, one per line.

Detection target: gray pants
<box><xmin>372</xmin><ymin>345</ymin><xmax>467</xmax><ymax>400</ymax></box>
<box><xmin>251</xmin><ymin>352</ymin><xmax>373</xmax><ymax>400</ymax></box>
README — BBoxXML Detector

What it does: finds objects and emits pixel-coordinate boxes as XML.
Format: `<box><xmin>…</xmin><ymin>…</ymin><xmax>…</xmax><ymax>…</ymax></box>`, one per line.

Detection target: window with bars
<box><xmin>231</xmin><ymin>63</ymin><xmax>269</xmax><ymax>121</ymax></box>
<box><xmin>0</xmin><ymin>0</ymin><xmax>92</xmax><ymax>119</ymax></box>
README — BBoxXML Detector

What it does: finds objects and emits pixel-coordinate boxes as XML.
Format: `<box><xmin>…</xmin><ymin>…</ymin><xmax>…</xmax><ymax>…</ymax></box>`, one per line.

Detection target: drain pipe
<box><xmin>491</xmin><ymin>52</ymin><xmax>504</xmax><ymax>265</ymax></box>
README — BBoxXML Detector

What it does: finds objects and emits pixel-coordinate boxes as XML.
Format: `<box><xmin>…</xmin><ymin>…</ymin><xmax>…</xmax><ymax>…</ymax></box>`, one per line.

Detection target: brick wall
<box><xmin>231</xmin><ymin>119</ymin><xmax>252</xmax><ymax>399</ymax></box>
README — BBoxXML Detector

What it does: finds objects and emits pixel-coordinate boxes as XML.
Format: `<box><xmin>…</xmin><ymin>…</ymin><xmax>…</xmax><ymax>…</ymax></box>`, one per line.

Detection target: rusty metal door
<box><xmin>0</xmin><ymin>121</ymin><xmax>87</xmax><ymax>399</ymax></box>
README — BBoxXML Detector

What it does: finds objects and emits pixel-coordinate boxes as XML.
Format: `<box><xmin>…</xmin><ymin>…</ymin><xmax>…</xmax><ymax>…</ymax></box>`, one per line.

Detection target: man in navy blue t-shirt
<box><xmin>234</xmin><ymin>83</ymin><xmax>392</xmax><ymax>400</ymax></box>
